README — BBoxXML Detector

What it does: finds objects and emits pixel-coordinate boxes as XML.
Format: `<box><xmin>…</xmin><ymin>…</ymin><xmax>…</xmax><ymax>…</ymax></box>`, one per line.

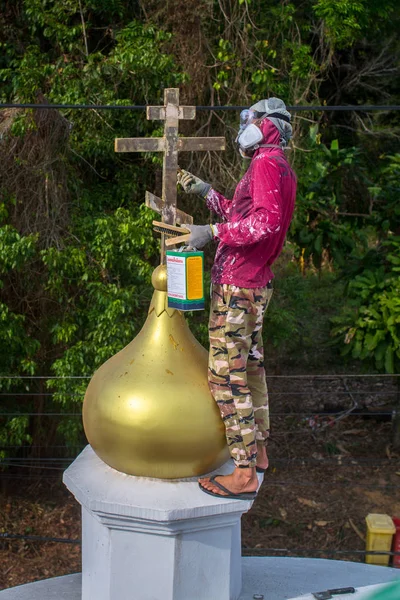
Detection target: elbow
<box><xmin>257</xmin><ymin>215</ymin><xmax>282</xmax><ymax>240</ymax></box>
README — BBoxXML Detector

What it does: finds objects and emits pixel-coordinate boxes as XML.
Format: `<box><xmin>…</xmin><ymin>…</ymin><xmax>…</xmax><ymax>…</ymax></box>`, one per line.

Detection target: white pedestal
<box><xmin>63</xmin><ymin>446</ymin><xmax>259</xmax><ymax>600</ymax></box>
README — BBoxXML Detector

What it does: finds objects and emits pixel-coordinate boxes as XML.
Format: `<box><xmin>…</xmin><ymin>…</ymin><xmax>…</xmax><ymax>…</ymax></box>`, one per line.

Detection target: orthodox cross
<box><xmin>115</xmin><ymin>88</ymin><xmax>225</xmax><ymax>262</ymax></box>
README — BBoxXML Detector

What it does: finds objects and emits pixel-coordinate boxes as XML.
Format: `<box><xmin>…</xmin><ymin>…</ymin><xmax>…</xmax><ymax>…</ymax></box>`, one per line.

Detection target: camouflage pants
<box><xmin>208</xmin><ymin>283</ymin><xmax>273</xmax><ymax>468</ymax></box>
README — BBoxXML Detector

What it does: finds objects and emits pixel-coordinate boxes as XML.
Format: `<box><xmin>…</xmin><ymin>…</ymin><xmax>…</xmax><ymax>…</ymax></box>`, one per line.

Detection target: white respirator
<box><xmin>236</xmin><ymin>105</ymin><xmax>292</xmax><ymax>158</ymax></box>
<box><xmin>237</xmin><ymin>123</ymin><xmax>264</xmax><ymax>150</ymax></box>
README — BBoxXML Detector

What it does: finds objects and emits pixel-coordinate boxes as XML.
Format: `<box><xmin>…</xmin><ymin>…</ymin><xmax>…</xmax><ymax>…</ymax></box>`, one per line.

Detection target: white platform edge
<box><xmin>1</xmin><ymin>558</ymin><xmax>400</xmax><ymax>600</ymax></box>
<box><xmin>62</xmin><ymin>445</ymin><xmax>263</xmax><ymax>522</ymax></box>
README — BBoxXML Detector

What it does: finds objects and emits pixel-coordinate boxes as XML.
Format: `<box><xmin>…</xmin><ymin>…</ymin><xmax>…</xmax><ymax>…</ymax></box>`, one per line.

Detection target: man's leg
<box><xmin>247</xmin><ymin>287</ymin><xmax>273</xmax><ymax>470</ymax></box>
<box><xmin>199</xmin><ymin>285</ymin><xmax>263</xmax><ymax>495</ymax></box>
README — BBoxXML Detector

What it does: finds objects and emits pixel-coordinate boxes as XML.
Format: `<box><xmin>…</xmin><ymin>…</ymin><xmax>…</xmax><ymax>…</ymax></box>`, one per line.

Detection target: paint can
<box><xmin>166</xmin><ymin>249</ymin><xmax>205</xmax><ymax>311</ymax></box>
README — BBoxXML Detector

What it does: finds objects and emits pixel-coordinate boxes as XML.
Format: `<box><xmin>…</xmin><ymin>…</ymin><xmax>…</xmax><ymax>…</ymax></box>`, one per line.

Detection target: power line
<box><xmin>0</xmin><ymin>413</ymin><xmax>82</xmax><ymax>416</ymax></box>
<box><xmin>1</xmin><ymin>103</ymin><xmax>399</xmax><ymax>112</ymax></box>
<box><xmin>0</xmin><ymin>444</ymin><xmax>81</xmax><ymax>448</ymax></box>
<box><xmin>266</xmin><ymin>480</ymin><xmax>400</xmax><ymax>489</ymax></box>
<box><xmin>2</xmin><ymin>457</ymin><xmax>77</xmax><ymax>462</ymax></box>
<box><xmin>0</xmin><ymin>410</ymin><xmax>395</xmax><ymax>418</ymax></box>
<box><xmin>0</xmin><ymin>376</ymin><xmax>91</xmax><ymax>379</ymax></box>
<box><xmin>1</xmin><ymin>457</ymin><xmax>397</xmax><ymax>467</ymax></box>
<box><xmin>0</xmin><ymin>393</ymin><xmax>396</xmax><ymax>401</ymax></box>
<box><xmin>1</xmin><ymin>533</ymin><xmax>399</xmax><ymax>560</ymax></box>
<box><xmin>0</xmin><ymin>374</ymin><xmax>398</xmax><ymax>379</ymax></box>
<box><xmin>0</xmin><ymin>394</ymin><xmax>82</xmax><ymax>397</ymax></box>
<box><xmin>0</xmin><ymin>391</ymin><xmax>397</xmax><ymax>397</ymax></box>
<box><xmin>243</xmin><ymin>548</ymin><xmax>400</xmax><ymax>557</ymax></box>
<box><xmin>2</xmin><ymin>462</ymin><xmax>400</xmax><ymax>484</ymax></box>
<box><xmin>0</xmin><ymin>532</ymin><xmax>80</xmax><ymax>544</ymax></box>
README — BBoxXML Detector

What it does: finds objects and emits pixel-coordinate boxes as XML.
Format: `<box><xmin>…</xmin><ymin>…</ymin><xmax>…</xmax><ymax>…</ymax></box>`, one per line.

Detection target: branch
<box><xmin>78</xmin><ymin>0</ymin><xmax>89</xmax><ymax>58</ymax></box>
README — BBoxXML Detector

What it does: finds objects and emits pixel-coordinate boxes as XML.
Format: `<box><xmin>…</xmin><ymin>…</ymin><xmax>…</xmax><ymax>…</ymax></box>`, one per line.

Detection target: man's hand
<box><xmin>178</xmin><ymin>170</ymin><xmax>211</xmax><ymax>198</ymax></box>
<box><xmin>186</xmin><ymin>224</ymin><xmax>215</xmax><ymax>249</ymax></box>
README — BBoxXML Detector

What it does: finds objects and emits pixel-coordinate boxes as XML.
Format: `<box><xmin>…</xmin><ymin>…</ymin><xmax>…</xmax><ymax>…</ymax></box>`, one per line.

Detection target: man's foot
<box><xmin>256</xmin><ymin>443</ymin><xmax>269</xmax><ymax>471</ymax></box>
<box><xmin>198</xmin><ymin>467</ymin><xmax>258</xmax><ymax>497</ymax></box>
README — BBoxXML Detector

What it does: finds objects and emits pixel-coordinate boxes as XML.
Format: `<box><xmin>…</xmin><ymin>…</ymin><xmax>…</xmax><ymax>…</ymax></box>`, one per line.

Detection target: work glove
<box><xmin>178</xmin><ymin>170</ymin><xmax>211</xmax><ymax>198</ymax></box>
<box><xmin>186</xmin><ymin>224</ymin><xmax>215</xmax><ymax>249</ymax></box>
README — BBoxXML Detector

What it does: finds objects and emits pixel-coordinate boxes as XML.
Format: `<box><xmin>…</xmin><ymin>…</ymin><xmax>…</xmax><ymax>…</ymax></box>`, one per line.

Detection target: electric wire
<box><xmin>0</xmin><ymin>532</ymin><xmax>80</xmax><ymax>544</ymax></box>
<box><xmin>242</xmin><ymin>548</ymin><xmax>400</xmax><ymax>557</ymax></box>
<box><xmin>0</xmin><ymin>374</ymin><xmax>398</xmax><ymax>379</ymax></box>
<box><xmin>0</xmin><ymin>409</ymin><xmax>396</xmax><ymax>417</ymax></box>
<box><xmin>1</xmin><ymin>103</ymin><xmax>400</xmax><ymax>112</ymax></box>
<box><xmin>2</xmin><ymin>456</ymin><xmax>397</xmax><ymax>465</ymax></box>
<box><xmin>1</xmin><ymin>533</ymin><xmax>399</xmax><ymax>560</ymax></box>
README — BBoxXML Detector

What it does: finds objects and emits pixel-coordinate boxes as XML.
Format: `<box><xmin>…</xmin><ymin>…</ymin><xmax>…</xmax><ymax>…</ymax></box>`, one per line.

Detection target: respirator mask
<box><xmin>236</xmin><ymin>109</ymin><xmax>262</xmax><ymax>158</ymax></box>
<box><xmin>236</xmin><ymin>107</ymin><xmax>292</xmax><ymax>158</ymax></box>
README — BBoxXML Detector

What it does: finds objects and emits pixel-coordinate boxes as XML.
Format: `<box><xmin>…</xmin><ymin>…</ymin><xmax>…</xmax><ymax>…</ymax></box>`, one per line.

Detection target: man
<box><xmin>178</xmin><ymin>98</ymin><xmax>297</xmax><ymax>499</ymax></box>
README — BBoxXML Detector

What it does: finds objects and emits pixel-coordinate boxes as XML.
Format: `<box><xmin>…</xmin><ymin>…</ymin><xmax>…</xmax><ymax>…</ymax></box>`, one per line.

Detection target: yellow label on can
<box><xmin>186</xmin><ymin>256</ymin><xmax>204</xmax><ymax>300</ymax></box>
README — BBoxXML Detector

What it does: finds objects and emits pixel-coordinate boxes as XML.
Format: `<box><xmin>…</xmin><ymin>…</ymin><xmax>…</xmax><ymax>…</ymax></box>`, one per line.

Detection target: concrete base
<box><xmin>290</xmin><ymin>582</ymin><xmax>399</xmax><ymax>600</ymax></box>
<box><xmin>62</xmin><ymin>446</ymin><xmax>259</xmax><ymax>600</ymax></box>
<box><xmin>1</xmin><ymin>558</ymin><xmax>399</xmax><ymax>600</ymax></box>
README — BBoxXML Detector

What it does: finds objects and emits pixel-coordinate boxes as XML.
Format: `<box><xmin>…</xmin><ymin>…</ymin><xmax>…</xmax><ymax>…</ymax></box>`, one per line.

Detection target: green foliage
<box><xmin>0</xmin><ymin>0</ymin><xmax>399</xmax><ymax>458</ymax></box>
<box><xmin>370</xmin><ymin>154</ymin><xmax>400</xmax><ymax>234</ymax></box>
<box><xmin>331</xmin><ymin>237</ymin><xmax>400</xmax><ymax>373</ymax></box>
<box><xmin>290</xmin><ymin>127</ymin><xmax>370</xmax><ymax>269</ymax></box>
<box><xmin>0</xmin><ymin>226</ymin><xmax>38</xmax><ymax>273</ymax></box>
<box><xmin>262</xmin><ymin>261</ymin><xmax>345</xmax><ymax>368</ymax></box>
<box><xmin>0</xmin><ymin>1</ymin><xmax>183</xmax><ymax>452</ymax></box>
<box><xmin>0</xmin><ymin>416</ymin><xmax>31</xmax><ymax>463</ymax></box>
<box><xmin>313</xmin><ymin>0</ymin><xmax>397</xmax><ymax>48</ymax></box>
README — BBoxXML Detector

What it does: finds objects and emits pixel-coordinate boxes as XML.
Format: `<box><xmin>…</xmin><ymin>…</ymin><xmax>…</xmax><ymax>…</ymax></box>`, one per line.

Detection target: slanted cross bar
<box><xmin>115</xmin><ymin>88</ymin><xmax>225</xmax><ymax>262</ymax></box>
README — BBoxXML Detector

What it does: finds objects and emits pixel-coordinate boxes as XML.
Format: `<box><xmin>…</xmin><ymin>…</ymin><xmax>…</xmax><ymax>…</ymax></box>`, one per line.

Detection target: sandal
<box><xmin>198</xmin><ymin>475</ymin><xmax>257</xmax><ymax>500</ymax></box>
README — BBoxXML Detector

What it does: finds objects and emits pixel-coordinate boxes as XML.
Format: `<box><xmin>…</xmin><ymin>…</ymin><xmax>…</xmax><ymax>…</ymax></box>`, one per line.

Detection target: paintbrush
<box><xmin>152</xmin><ymin>221</ymin><xmax>191</xmax><ymax>247</ymax></box>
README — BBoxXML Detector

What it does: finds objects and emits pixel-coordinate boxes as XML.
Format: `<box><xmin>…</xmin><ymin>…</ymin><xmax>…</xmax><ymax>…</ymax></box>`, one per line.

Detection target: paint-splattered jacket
<box><xmin>207</xmin><ymin>119</ymin><xmax>297</xmax><ymax>288</ymax></box>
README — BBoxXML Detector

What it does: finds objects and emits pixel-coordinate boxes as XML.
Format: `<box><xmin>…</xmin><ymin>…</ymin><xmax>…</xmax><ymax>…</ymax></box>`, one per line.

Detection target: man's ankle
<box><xmin>235</xmin><ymin>466</ymin><xmax>256</xmax><ymax>479</ymax></box>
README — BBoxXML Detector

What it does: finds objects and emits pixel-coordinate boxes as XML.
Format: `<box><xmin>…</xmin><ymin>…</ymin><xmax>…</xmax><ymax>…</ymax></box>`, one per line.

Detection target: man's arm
<box><xmin>213</xmin><ymin>158</ymin><xmax>282</xmax><ymax>246</ymax></box>
<box><xmin>206</xmin><ymin>188</ymin><xmax>232</xmax><ymax>221</ymax></box>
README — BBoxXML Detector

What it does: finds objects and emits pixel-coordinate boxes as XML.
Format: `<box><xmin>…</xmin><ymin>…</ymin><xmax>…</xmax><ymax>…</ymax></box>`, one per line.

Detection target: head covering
<box><xmin>249</xmin><ymin>97</ymin><xmax>292</xmax><ymax>146</ymax></box>
<box><xmin>258</xmin><ymin>118</ymin><xmax>282</xmax><ymax>147</ymax></box>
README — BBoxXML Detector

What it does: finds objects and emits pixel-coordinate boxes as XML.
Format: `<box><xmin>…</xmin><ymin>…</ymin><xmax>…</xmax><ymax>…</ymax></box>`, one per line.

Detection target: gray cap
<box><xmin>250</xmin><ymin>97</ymin><xmax>292</xmax><ymax>145</ymax></box>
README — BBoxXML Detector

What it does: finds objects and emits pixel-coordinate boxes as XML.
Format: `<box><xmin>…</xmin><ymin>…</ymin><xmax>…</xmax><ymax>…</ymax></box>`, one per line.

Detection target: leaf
<box><xmin>279</xmin><ymin>508</ymin><xmax>288</xmax><ymax>520</ymax></box>
<box><xmin>297</xmin><ymin>497</ymin><xmax>324</xmax><ymax>508</ymax></box>
<box><xmin>330</xmin><ymin>139</ymin><xmax>339</xmax><ymax>151</ymax></box>
<box><xmin>385</xmin><ymin>344</ymin><xmax>394</xmax><ymax>373</ymax></box>
<box><xmin>314</xmin><ymin>520</ymin><xmax>329</xmax><ymax>527</ymax></box>
<box><xmin>342</xmin><ymin>429</ymin><xmax>366</xmax><ymax>435</ymax></box>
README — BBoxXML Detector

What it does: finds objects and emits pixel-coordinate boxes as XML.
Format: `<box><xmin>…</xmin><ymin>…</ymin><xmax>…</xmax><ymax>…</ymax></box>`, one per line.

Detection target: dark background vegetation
<box><xmin>0</xmin><ymin>0</ymin><xmax>400</xmax><ymax>589</ymax></box>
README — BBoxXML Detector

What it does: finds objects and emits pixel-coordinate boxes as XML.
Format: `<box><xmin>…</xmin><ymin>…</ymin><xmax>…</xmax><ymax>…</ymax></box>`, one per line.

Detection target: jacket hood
<box><xmin>259</xmin><ymin>117</ymin><xmax>284</xmax><ymax>148</ymax></box>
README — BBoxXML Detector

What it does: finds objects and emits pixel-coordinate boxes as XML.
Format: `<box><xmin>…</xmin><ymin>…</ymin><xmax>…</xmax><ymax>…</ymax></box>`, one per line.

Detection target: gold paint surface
<box><xmin>151</xmin><ymin>264</ymin><xmax>168</xmax><ymax>291</ymax></box>
<box><xmin>83</xmin><ymin>274</ymin><xmax>229</xmax><ymax>478</ymax></box>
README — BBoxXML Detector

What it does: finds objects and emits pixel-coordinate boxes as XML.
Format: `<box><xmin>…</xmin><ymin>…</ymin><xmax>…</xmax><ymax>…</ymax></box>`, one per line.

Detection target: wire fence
<box><xmin>1</xmin><ymin>532</ymin><xmax>400</xmax><ymax>561</ymax></box>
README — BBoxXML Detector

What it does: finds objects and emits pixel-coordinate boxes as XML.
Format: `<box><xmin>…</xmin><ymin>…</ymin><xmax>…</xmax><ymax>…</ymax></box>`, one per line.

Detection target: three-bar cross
<box><xmin>115</xmin><ymin>88</ymin><xmax>225</xmax><ymax>262</ymax></box>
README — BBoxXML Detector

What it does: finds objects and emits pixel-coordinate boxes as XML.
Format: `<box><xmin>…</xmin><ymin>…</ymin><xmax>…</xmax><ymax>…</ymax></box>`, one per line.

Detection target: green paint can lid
<box><xmin>366</xmin><ymin>581</ymin><xmax>400</xmax><ymax>600</ymax></box>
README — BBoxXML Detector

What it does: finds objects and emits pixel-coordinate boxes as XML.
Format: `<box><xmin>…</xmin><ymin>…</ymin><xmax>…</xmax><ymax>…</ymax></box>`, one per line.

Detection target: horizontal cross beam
<box><xmin>115</xmin><ymin>138</ymin><xmax>165</xmax><ymax>153</ymax></box>
<box><xmin>177</xmin><ymin>137</ymin><xmax>225</xmax><ymax>152</ymax></box>
<box><xmin>147</xmin><ymin>105</ymin><xmax>196</xmax><ymax>121</ymax></box>
<box><xmin>115</xmin><ymin>137</ymin><xmax>225</xmax><ymax>153</ymax></box>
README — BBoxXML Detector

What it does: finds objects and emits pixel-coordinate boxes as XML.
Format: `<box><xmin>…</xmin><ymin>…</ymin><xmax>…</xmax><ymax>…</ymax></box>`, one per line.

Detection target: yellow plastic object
<box><xmin>365</xmin><ymin>513</ymin><xmax>396</xmax><ymax>566</ymax></box>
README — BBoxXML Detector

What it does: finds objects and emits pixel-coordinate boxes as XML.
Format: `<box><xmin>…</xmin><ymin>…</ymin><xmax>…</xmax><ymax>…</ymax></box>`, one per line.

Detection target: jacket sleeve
<box><xmin>205</xmin><ymin>188</ymin><xmax>232</xmax><ymax>221</ymax></box>
<box><xmin>213</xmin><ymin>157</ymin><xmax>282</xmax><ymax>247</ymax></box>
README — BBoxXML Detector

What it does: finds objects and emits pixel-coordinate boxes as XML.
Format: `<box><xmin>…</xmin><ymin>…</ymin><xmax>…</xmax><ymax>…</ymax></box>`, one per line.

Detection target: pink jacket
<box><xmin>207</xmin><ymin>119</ymin><xmax>297</xmax><ymax>288</ymax></box>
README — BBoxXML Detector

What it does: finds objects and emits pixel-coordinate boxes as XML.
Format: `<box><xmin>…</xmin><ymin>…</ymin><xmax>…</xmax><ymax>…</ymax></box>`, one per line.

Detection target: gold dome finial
<box><xmin>151</xmin><ymin>264</ymin><xmax>167</xmax><ymax>291</ymax></box>
<box><xmin>82</xmin><ymin>266</ymin><xmax>229</xmax><ymax>479</ymax></box>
